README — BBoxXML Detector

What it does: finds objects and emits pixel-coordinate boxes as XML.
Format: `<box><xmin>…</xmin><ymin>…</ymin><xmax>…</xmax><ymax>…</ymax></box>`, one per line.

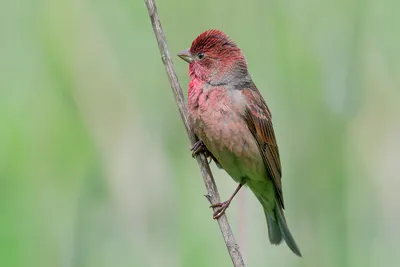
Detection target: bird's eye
<box><xmin>197</xmin><ymin>52</ymin><xmax>205</xmax><ymax>60</ymax></box>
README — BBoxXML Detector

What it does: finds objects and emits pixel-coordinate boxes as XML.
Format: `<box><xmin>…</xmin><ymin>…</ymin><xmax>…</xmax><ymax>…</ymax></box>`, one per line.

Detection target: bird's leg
<box><xmin>190</xmin><ymin>140</ymin><xmax>213</xmax><ymax>163</ymax></box>
<box><xmin>210</xmin><ymin>183</ymin><xmax>244</xmax><ymax>219</ymax></box>
<box><xmin>191</xmin><ymin>140</ymin><xmax>223</xmax><ymax>166</ymax></box>
<box><xmin>191</xmin><ymin>140</ymin><xmax>208</xmax><ymax>157</ymax></box>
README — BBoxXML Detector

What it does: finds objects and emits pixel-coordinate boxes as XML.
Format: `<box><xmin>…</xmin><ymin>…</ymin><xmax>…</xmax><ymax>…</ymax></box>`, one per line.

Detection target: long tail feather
<box><xmin>275</xmin><ymin>202</ymin><xmax>302</xmax><ymax>257</ymax></box>
<box><xmin>248</xmin><ymin>181</ymin><xmax>301</xmax><ymax>256</ymax></box>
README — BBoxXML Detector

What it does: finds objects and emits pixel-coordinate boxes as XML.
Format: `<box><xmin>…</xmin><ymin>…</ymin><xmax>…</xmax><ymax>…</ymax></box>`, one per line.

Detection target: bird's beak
<box><xmin>178</xmin><ymin>48</ymin><xmax>193</xmax><ymax>63</ymax></box>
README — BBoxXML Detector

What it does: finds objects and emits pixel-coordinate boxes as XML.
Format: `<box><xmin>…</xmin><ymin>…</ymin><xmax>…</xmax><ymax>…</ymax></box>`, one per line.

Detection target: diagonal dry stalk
<box><xmin>144</xmin><ymin>0</ymin><xmax>245</xmax><ymax>266</ymax></box>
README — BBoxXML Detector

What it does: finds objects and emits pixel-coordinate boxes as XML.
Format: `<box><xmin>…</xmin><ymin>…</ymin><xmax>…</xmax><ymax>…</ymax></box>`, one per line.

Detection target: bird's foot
<box><xmin>210</xmin><ymin>200</ymin><xmax>231</xmax><ymax>219</ymax></box>
<box><xmin>190</xmin><ymin>141</ymin><xmax>211</xmax><ymax>161</ymax></box>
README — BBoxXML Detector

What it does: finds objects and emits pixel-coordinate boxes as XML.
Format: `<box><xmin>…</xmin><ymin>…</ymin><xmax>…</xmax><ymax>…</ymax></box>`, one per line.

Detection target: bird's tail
<box><xmin>265</xmin><ymin>201</ymin><xmax>302</xmax><ymax>257</ymax></box>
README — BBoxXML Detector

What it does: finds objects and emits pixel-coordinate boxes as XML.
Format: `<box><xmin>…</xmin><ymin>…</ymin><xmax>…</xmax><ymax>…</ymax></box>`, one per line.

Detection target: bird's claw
<box><xmin>190</xmin><ymin>141</ymin><xmax>211</xmax><ymax>163</ymax></box>
<box><xmin>210</xmin><ymin>200</ymin><xmax>231</xmax><ymax>219</ymax></box>
<box><xmin>190</xmin><ymin>140</ymin><xmax>205</xmax><ymax>157</ymax></box>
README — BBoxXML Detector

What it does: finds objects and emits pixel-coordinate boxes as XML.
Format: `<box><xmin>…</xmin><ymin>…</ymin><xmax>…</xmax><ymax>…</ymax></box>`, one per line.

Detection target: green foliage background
<box><xmin>1</xmin><ymin>0</ymin><xmax>399</xmax><ymax>266</ymax></box>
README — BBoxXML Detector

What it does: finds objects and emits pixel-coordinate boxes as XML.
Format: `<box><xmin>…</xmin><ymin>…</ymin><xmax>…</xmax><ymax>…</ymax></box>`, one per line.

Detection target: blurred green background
<box><xmin>1</xmin><ymin>0</ymin><xmax>399</xmax><ymax>266</ymax></box>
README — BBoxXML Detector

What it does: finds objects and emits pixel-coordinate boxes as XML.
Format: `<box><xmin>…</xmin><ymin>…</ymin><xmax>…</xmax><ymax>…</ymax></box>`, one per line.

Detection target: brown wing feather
<box><xmin>241</xmin><ymin>86</ymin><xmax>285</xmax><ymax>208</ymax></box>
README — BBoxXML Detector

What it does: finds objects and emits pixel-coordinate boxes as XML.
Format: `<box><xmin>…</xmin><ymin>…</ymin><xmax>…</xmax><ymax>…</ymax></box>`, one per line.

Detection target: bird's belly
<box><xmin>195</xmin><ymin>112</ymin><xmax>267</xmax><ymax>183</ymax></box>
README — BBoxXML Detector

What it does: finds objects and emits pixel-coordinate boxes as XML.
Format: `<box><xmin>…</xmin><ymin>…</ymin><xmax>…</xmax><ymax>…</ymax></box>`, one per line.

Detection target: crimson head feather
<box><xmin>178</xmin><ymin>30</ymin><xmax>249</xmax><ymax>86</ymax></box>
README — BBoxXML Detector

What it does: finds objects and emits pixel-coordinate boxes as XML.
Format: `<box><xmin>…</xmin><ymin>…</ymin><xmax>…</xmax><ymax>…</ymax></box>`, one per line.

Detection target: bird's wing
<box><xmin>241</xmin><ymin>85</ymin><xmax>284</xmax><ymax>208</ymax></box>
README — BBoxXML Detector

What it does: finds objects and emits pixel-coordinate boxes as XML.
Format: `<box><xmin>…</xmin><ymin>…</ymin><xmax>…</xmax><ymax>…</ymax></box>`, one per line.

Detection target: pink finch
<box><xmin>178</xmin><ymin>29</ymin><xmax>301</xmax><ymax>257</ymax></box>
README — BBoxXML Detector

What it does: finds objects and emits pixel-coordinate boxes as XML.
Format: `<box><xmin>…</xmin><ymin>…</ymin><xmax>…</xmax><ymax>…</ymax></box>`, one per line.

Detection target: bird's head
<box><xmin>178</xmin><ymin>30</ymin><xmax>248</xmax><ymax>86</ymax></box>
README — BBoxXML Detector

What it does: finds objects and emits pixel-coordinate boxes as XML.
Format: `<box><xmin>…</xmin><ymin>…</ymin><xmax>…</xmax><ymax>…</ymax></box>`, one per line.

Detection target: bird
<box><xmin>178</xmin><ymin>29</ymin><xmax>301</xmax><ymax>257</ymax></box>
